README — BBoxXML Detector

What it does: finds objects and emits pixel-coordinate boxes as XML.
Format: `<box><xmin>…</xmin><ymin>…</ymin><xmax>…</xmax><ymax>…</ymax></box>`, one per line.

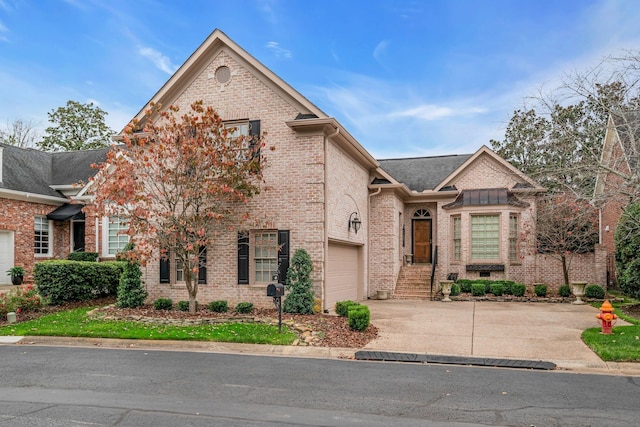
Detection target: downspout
<box><xmin>598</xmin><ymin>208</ymin><xmax>603</xmax><ymax>245</ymax></box>
<box><xmin>367</xmin><ymin>187</ymin><xmax>382</xmax><ymax>298</ymax></box>
<box><xmin>323</xmin><ymin>127</ymin><xmax>340</xmax><ymax>312</ymax></box>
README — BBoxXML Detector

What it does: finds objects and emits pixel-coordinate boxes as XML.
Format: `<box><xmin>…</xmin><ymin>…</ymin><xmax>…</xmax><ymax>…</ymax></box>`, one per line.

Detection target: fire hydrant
<box><xmin>596</xmin><ymin>300</ymin><xmax>618</xmax><ymax>335</ymax></box>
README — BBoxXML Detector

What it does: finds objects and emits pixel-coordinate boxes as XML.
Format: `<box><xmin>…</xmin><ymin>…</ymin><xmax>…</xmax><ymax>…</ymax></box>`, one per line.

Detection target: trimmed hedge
<box><xmin>511</xmin><ymin>283</ymin><xmax>526</xmax><ymax>297</ymax></box>
<box><xmin>34</xmin><ymin>260</ymin><xmax>124</xmax><ymax>305</ymax></box>
<box><xmin>450</xmin><ymin>283</ymin><xmax>461</xmax><ymax>296</ymax></box>
<box><xmin>471</xmin><ymin>283</ymin><xmax>486</xmax><ymax>296</ymax></box>
<box><xmin>235</xmin><ymin>302</ymin><xmax>254</xmax><ymax>314</ymax></box>
<box><xmin>558</xmin><ymin>285</ymin><xmax>571</xmax><ymax>298</ymax></box>
<box><xmin>67</xmin><ymin>252</ymin><xmax>99</xmax><ymax>262</ymax></box>
<box><xmin>154</xmin><ymin>298</ymin><xmax>173</xmax><ymax>310</ymax></box>
<box><xmin>585</xmin><ymin>284</ymin><xmax>605</xmax><ymax>299</ymax></box>
<box><xmin>207</xmin><ymin>300</ymin><xmax>229</xmax><ymax>313</ymax></box>
<box><xmin>348</xmin><ymin>305</ymin><xmax>370</xmax><ymax>331</ymax></box>
<box><xmin>335</xmin><ymin>300</ymin><xmax>359</xmax><ymax>317</ymax></box>
<box><xmin>490</xmin><ymin>283</ymin><xmax>504</xmax><ymax>296</ymax></box>
<box><xmin>534</xmin><ymin>284</ymin><xmax>547</xmax><ymax>297</ymax></box>
<box><xmin>177</xmin><ymin>300</ymin><xmax>198</xmax><ymax>311</ymax></box>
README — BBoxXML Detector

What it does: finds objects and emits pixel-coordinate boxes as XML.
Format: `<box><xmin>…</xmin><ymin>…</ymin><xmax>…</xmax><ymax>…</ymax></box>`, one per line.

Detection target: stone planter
<box><xmin>571</xmin><ymin>281</ymin><xmax>587</xmax><ymax>305</ymax></box>
<box><xmin>376</xmin><ymin>290</ymin><xmax>389</xmax><ymax>300</ymax></box>
<box><xmin>440</xmin><ymin>280</ymin><xmax>453</xmax><ymax>302</ymax></box>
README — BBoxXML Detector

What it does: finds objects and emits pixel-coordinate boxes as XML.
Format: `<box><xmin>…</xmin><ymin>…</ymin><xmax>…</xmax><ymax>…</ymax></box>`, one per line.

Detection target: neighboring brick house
<box><xmin>594</xmin><ymin>110</ymin><xmax>640</xmax><ymax>287</ymax></box>
<box><xmin>0</xmin><ymin>143</ymin><xmax>108</xmax><ymax>284</ymax></box>
<box><xmin>6</xmin><ymin>29</ymin><xmax>601</xmax><ymax>306</ymax></box>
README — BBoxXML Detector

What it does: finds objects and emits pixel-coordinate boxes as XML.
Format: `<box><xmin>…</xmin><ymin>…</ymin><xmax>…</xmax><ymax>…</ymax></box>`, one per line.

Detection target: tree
<box><xmin>491</xmin><ymin>53</ymin><xmax>640</xmax><ymax>200</ymax></box>
<box><xmin>38</xmin><ymin>100</ymin><xmax>114</xmax><ymax>151</ymax></box>
<box><xmin>283</xmin><ymin>248</ymin><xmax>315</xmax><ymax>314</ymax></box>
<box><xmin>116</xmin><ymin>243</ymin><xmax>148</xmax><ymax>308</ymax></box>
<box><xmin>0</xmin><ymin>119</ymin><xmax>40</xmax><ymax>148</ymax></box>
<box><xmin>614</xmin><ymin>202</ymin><xmax>640</xmax><ymax>299</ymax></box>
<box><xmin>93</xmin><ymin>100</ymin><xmax>264</xmax><ymax>313</ymax></box>
<box><xmin>535</xmin><ymin>193</ymin><xmax>599</xmax><ymax>285</ymax></box>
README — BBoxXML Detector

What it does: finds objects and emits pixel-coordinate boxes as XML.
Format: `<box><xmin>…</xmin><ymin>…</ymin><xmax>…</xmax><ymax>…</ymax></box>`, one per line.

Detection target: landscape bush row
<box><xmin>335</xmin><ymin>300</ymin><xmax>371</xmax><ymax>331</ymax></box>
<box><xmin>450</xmin><ymin>279</ymin><xmax>605</xmax><ymax>299</ymax></box>
<box><xmin>152</xmin><ymin>298</ymin><xmax>255</xmax><ymax>314</ymax></box>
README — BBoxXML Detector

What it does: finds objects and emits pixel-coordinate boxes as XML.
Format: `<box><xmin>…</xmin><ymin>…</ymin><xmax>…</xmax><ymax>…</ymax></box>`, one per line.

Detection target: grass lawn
<box><xmin>0</xmin><ymin>306</ymin><xmax>298</xmax><ymax>345</ymax></box>
<box><xmin>581</xmin><ymin>293</ymin><xmax>640</xmax><ymax>362</ymax></box>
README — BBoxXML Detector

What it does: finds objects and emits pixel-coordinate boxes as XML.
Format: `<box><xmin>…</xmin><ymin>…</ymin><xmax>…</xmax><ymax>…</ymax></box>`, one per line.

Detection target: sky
<box><xmin>1</xmin><ymin>0</ymin><xmax>640</xmax><ymax>158</ymax></box>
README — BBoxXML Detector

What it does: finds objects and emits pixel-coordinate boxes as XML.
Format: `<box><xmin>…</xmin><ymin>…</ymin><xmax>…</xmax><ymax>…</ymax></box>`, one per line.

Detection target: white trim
<box><xmin>0</xmin><ymin>188</ymin><xmax>68</xmax><ymax>204</ymax></box>
<box><xmin>34</xmin><ymin>215</ymin><xmax>53</xmax><ymax>257</ymax></box>
<box><xmin>101</xmin><ymin>216</ymin><xmax>129</xmax><ymax>258</ymax></box>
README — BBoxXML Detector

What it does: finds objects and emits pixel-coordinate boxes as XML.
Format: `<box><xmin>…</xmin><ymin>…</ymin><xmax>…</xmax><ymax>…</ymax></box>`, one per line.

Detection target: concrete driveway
<box><xmin>363</xmin><ymin>299</ymin><xmax>640</xmax><ymax>375</ymax></box>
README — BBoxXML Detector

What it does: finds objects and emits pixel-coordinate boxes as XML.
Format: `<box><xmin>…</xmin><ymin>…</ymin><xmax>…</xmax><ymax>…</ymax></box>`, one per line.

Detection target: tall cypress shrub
<box><xmin>116</xmin><ymin>244</ymin><xmax>148</xmax><ymax>308</ymax></box>
<box><xmin>615</xmin><ymin>202</ymin><xmax>640</xmax><ymax>299</ymax></box>
<box><xmin>283</xmin><ymin>248</ymin><xmax>315</xmax><ymax>314</ymax></box>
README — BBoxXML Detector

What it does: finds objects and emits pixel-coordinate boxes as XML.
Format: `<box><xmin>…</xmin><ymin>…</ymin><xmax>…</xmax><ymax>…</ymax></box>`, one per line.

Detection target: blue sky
<box><xmin>1</xmin><ymin>0</ymin><xmax>640</xmax><ymax>158</ymax></box>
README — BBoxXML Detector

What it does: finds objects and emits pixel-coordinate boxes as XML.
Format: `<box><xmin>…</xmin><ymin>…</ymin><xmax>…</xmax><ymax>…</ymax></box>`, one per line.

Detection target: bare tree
<box><xmin>0</xmin><ymin>119</ymin><xmax>40</xmax><ymax>148</ymax></box>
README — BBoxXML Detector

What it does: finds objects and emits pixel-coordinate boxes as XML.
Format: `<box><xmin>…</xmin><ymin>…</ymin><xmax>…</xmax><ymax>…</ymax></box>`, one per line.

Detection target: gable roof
<box><xmin>0</xmin><ymin>142</ymin><xmax>107</xmax><ymax>201</ymax></box>
<box><xmin>378</xmin><ymin>154</ymin><xmax>473</xmax><ymax>192</ymax></box>
<box><xmin>128</xmin><ymin>29</ymin><xmax>327</xmax><ymax>131</ymax></box>
<box><xmin>377</xmin><ymin>146</ymin><xmax>544</xmax><ymax>194</ymax></box>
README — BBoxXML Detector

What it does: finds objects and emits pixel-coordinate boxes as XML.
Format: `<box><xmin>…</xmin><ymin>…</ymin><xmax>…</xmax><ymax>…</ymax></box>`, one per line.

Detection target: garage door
<box><xmin>326</xmin><ymin>243</ymin><xmax>360</xmax><ymax>312</ymax></box>
<box><xmin>0</xmin><ymin>231</ymin><xmax>14</xmax><ymax>285</ymax></box>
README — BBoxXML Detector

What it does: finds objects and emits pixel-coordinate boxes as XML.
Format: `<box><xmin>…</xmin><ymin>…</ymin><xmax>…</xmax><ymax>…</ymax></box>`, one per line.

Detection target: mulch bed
<box><xmin>1</xmin><ymin>297</ymin><xmax>378</xmax><ymax>348</ymax></box>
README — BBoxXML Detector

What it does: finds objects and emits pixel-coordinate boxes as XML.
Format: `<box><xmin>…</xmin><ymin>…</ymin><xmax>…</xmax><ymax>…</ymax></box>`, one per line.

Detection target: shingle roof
<box><xmin>0</xmin><ymin>143</ymin><xmax>108</xmax><ymax>197</ymax></box>
<box><xmin>442</xmin><ymin>188</ymin><xmax>530</xmax><ymax>209</ymax></box>
<box><xmin>377</xmin><ymin>154</ymin><xmax>473</xmax><ymax>192</ymax></box>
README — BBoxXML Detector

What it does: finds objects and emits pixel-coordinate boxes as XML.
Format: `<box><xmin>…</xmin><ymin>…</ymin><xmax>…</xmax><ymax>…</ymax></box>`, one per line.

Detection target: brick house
<box><xmin>594</xmin><ymin>110</ymin><xmax>640</xmax><ymax>287</ymax></box>
<box><xmin>5</xmin><ymin>29</ymin><xmax>602</xmax><ymax>306</ymax></box>
<box><xmin>0</xmin><ymin>143</ymin><xmax>108</xmax><ymax>284</ymax></box>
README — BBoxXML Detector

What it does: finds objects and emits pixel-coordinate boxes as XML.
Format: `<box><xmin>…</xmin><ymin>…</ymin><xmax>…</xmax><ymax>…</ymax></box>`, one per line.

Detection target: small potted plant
<box><xmin>6</xmin><ymin>266</ymin><xmax>24</xmax><ymax>286</ymax></box>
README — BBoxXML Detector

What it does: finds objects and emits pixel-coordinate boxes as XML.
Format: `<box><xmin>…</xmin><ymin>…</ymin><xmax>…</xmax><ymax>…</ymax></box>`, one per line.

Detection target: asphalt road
<box><xmin>0</xmin><ymin>346</ymin><xmax>638</xmax><ymax>426</ymax></box>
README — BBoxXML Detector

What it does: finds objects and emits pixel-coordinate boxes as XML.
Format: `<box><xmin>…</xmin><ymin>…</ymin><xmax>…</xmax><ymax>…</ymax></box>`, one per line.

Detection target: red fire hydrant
<box><xmin>596</xmin><ymin>300</ymin><xmax>618</xmax><ymax>335</ymax></box>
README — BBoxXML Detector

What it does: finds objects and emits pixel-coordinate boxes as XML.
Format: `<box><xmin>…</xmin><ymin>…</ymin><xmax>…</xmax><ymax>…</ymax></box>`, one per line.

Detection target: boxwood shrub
<box><xmin>177</xmin><ymin>300</ymin><xmax>198</xmax><ymax>311</ymax></box>
<box><xmin>511</xmin><ymin>283</ymin><xmax>526</xmax><ymax>297</ymax></box>
<box><xmin>471</xmin><ymin>283</ymin><xmax>486</xmax><ymax>296</ymax></box>
<box><xmin>495</xmin><ymin>280</ymin><xmax>515</xmax><ymax>295</ymax></box>
<box><xmin>490</xmin><ymin>283</ymin><xmax>504</xmax><ymax>296</ymax></box>
<box><xmin>456</xmin><ymin>279</ymin><xmax>473</xmax><ymax>293</ymax></box>
<box><xmin>335</xmin><ymin>300</ymin><xmax>360</xmax><ymax>317</ymax></box>
<box><xmin>558</xmin><ymin>285</ymin><xmax>571</xmax><ymax>298</ymax></box>
<box><xmin>585</xmin><ymin>284</ymin><xmax>605</xmax><ymax>299</ymax></box>
<box><xmin>153</xmin><ymin>298</ymin><xmax>173</xmax><ymax>310</ymax></box>
<box><xmin>348</xmin><ymin>305</ymin><xmax>370</xmax><ymax>331</ymax></box>
<box><xmin>450</xmin><ymin>283</ymin><xmax>461</xmax><ymax>296</ymax></box>
<box><xmin>235</xmin><ymin>302</ymin><xmax>254</xmax><ymax>314</ymax></box>
<box><xmin>34</xmin><ymin>260</ymin><xmax>124</xmax><ymax>305</ymax></box>
<box><xmin>534</xmin><ymin>284</ymin><xmax>547</xmax><ymax>297</ymax></box>
<box><xmin>207</xmin><ymin>300</ymin><xmax>229</xmax><ymax>313</ymax></box>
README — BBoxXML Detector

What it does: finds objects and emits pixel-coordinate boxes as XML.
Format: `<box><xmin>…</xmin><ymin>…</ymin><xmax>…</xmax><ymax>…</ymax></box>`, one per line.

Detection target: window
<box><xmin>471</xmin><ymin>215</ymin><xmax>499</xmax><ymax>260</ymax></box>
<box><xmin>34</xmin><ymin>216</ymin><xmax>51</xmax><ymax>256</ymax></box>
<box><xmin>509</xmin><ymin>214</ymin><xmax>519</xmax><ymax>260</ymax></box>
<box><xmin>160</xmin><ymin>248</ymin><xmax>207</xmax><ymax>284</ymax></box>
<box><xmin>106</xmin><ymin>216</ymin><xmax>129</xmax><ymax>256</ymax></box>
<box><xmin>452</xmin><ymin>216</ymin><xmax>461</xmax><ymax>261</ymax></box>
<box><xmin>175</xmin><ymin>256</ymin><xmax>184</xmax><ymax>282</ymax></box>
<box><xmin>255</xmin><ymin>232</ymin><xmax>278</xmax><ymax>283</ymax></box>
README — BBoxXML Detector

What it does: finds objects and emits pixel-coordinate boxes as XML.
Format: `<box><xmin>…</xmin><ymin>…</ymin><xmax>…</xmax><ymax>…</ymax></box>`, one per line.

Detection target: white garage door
<box><xmin>326</xmin><ymin>243</ymin><xmax>360</xmax><ymax>312</ymax></box>
<box><xmin>0</xmin><ymin>231</ymin><xmax>14</xmax><ymax>285</ymax></box>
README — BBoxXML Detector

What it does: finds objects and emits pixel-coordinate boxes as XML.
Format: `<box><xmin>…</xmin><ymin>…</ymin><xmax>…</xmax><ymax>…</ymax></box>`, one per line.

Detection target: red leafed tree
<box><xmin>536</xmin><ymin>193</ymin><xmax>599</xmax><ymax>285</ymax></box>
<box><xmin>93</xmin><ymin>101</ymin><xmax>265</xmax><ymax>312</ymax></box>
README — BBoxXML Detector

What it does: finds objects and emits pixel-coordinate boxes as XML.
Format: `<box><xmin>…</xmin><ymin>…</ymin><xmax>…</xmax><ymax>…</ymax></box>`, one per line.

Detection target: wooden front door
<box><xmin>413</xmin><ymin>219</ymin><xmax>432</xmax><ymax>263</ymax></box>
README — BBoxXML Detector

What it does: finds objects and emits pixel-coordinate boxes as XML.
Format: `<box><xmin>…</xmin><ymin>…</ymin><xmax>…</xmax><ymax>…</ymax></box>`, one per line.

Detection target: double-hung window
<box><xmin>254</xmin><ymin>232</ymin><xmax>278</xmax><ymax>283</ymax></box>
<box><xmin>106</xmin><ymin>216</ymin><xmax>129</xmax><ymax>256</ymax></box>
<box><xmin>471</xmin><ymin>215</ymin><xmax>500</xmax><ymax>260</ymax></box>
<box><xmin>34</xmin><ymin>216</ymin><xmax>51</xmax><ymax>256</ymax></box>
<box><xmin>452</xmin><ymin>216</ymin><xmax>462</xmax><ymax>261</ymax></box>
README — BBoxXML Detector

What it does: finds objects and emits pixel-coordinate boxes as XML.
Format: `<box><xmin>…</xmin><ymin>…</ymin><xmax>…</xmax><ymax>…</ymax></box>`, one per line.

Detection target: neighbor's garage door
<box><xmin>0</xmin><ymin>231</ymin><xmax>14</xmax><ymax>285</ymax></box>
<box><xmin>326</xmin><ymin>243</ymin><xmax>359</xmax><ymax>312</ymax></box>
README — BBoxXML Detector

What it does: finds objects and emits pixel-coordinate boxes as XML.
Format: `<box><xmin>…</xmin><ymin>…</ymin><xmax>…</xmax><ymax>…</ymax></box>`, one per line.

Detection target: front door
<box><xmin>413</xmin><ymin>219</ymin><xmax>432</xmax><ymax>263</ymax></box>
<box><xmin>72</xmin><ymin>221</ymin><xmax>85</xmax><ymax>252</ymax></box>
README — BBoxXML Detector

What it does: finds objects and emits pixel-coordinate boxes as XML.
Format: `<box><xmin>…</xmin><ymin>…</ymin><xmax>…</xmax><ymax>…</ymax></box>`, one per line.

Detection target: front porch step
<box><xmin>392</xmin><ymin>264</ymin><xmax>438</xmax><ymax>300</ymax></box>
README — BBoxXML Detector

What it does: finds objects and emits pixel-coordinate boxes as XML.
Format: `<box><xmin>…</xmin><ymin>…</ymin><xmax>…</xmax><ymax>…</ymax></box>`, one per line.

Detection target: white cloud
<box><xmin>389</xmin><ymin>104</ymin><xmax>487</xmax><ymax>121</ymax></box>
<box><xmin>265</xmin><ymin>41</ymin><xmax>292</xmax><ymax>59</ymax></box>
<box><xmin>0</xmin><ymin>21</ymin><xmax>8</xmax><ymax>42</ymax></box>
<box><xmin>138</xmin><ymin>46</ymin><xmax>178</xmax><ymax>75</ymax></box>
<box><xmin>373</xmin><ymin>40</ymin><xmax>389</xmax><ymax>64</ymax></box>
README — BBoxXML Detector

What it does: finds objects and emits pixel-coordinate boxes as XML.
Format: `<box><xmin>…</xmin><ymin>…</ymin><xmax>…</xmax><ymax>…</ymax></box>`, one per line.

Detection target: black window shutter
<box><xmin>159</xmin><ymin>250</ymin><xmax>170</xmax><ymax>284</ymax></box>
<box><xmin>249</xmin><ymin>120</ymin><xmax>261</xmax><ymax>160</ymax></box>
<box><xmin>198</xmin><ymin>247</ymin><xmax>207</xmax><ymax>284</ymax></box>
<box><xmin>278</xmin><ymin>230</ymin><xmax>290</xmax><ymax>284</ymax></box>
<box><xmin>238</xmin><ymin>232</ymin><xmax>249</xmax><ymax>284</ymax></box>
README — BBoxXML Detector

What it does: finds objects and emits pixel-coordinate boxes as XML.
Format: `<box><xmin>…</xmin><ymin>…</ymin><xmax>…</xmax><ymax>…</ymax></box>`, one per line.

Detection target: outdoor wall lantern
<box><xmin>348</xmin><ymin>212</ymin><xmax>362</xmax><ymax>234</ymax></box>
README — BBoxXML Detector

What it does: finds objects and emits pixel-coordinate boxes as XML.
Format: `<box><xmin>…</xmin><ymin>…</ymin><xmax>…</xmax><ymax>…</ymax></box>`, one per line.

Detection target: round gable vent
<box><xmin>215</xmin><ymin>66</ymin><xmax>231</xmax><ymax>84</ymax></box>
